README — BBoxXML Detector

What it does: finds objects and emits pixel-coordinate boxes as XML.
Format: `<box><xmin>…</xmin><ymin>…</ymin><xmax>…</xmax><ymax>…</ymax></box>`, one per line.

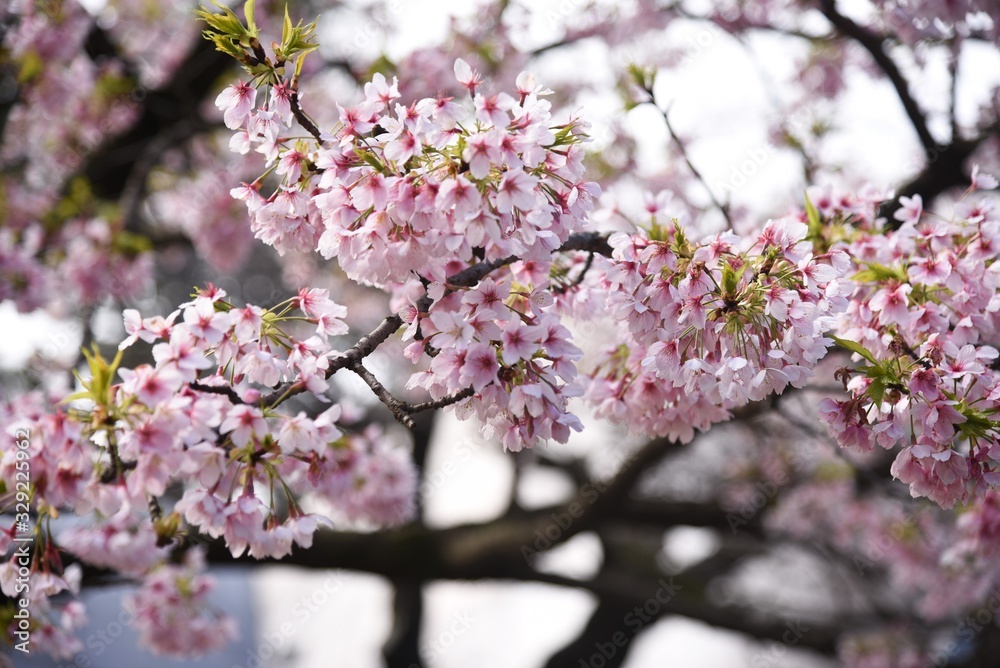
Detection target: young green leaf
<box><xmin>831</xmin><ymin>336</ymin><xmax>878</xmax><ymax>364</ymax></box>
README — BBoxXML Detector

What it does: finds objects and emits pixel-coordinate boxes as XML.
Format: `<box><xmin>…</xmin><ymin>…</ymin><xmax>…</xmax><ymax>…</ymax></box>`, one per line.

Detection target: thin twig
<box><xmin>347</xmin><ymin>361</ymin><xmax>415</xmax><ymax>428</ymax></box>
<box><xmin>651</xmin><ymin>100</ymin><xmax>734</xmax><ymax>231</ymax></box>
<box><xmin>403</xmin><ymin>387</ymin><xmax>476</xmax><ymax>414</ymax></box>
<box><xmin>290</xmin><ymin>92</ymin><xmax>323</xmax><ymax>142</ymax></box>
<box><xmin>554</xmin><ymin>252</ymin><xmax>595</xmax><ymax>295</ymax></box>
<box><xmin>190</xmin><ymin>380</ymin><xmax>246</xmax><ymax>404</ymax></box>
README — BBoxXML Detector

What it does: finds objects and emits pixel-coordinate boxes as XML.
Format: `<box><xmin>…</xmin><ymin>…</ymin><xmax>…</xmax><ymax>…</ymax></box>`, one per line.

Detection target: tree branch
<box><xmin>290</xmin><ymin>91</ymin><xmax>323</xmax><ymax>142</ymax></box>
<box><xmin>249</xmin><ymin>232</ymin><xmax>612</xmax><ymax>411</ymax></box>
<box><xmin>348</xmin><ymin>360</ymin><xmax>417</xmax><ymax>428</ymax></box>
<box><xmin>818</xmin><ymin>0</ymin><xmax>938</xmax><ymax>156</ymax></box>
<box><xmin>651</xmin><ymin>100</ymin><xmax>734</xmax><ymax>230</ymax></box>
<box><xmin>79</xmin><ymin>34</ymin><xmax>233</xmax><ymax>200</ymax></box>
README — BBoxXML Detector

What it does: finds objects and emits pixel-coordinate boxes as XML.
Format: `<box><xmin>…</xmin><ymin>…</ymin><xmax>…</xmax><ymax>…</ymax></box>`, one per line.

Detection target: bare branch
<box><xmin>818</xmin><ymin>0</ymin><xmax>938</xmax><ymax>156</ymax></box>
<box><xmin>290</xmin><ymin>91</ymin><xmax>323</xmax><ymax>142</ymax></box>
<box><xmin>652</xmin><ymin>101</ymin><xmax>734</xmax><ymax>231</ymax></box>
<box><xmin>404</xmin><ymin>388</ymin><xmax>476</xmax><ymax>414</ymax></box>
<box><xmin>347</xmin><ymin>361</ymin><xmax>416</xmax><ymax>429</ymax></box>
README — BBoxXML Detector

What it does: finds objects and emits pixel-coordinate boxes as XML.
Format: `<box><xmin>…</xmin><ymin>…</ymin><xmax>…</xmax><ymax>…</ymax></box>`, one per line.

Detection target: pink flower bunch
<box><xmin>119</xmin><ymin>284</ymin><xmax>347</xmax><ymax>400</ymax></box>
<box><xmin>0</xmin><ymin>219</ymin><xmax>152</xmax><ymax>314</ymax></box>
<box><xmin>59</xmin><ymin>517</ymin><xmax>169</xmax><ymax>576</ymax></box>
<box><xmin>819</xmin><ymin>195</ymin><xmax>1000</xmax><ymax>507</ymax></box>
<box><xmin>944</xmin><ymin>490</ymin><xmax>1000</xmax><ymax>565</ymax></box>
<box><xmin>405</xmin><ymin>274</ymin><xmax>585</xmax><ymax>451</ymax></box>
<box><xmin>304</xmin><ymin>425</ymin><xmax>419</xmax><ymax>525</ymax></box>
<box><xmin>0</xmin><ymin>282</ymin><xmax>419</xmax><ymax>590</ymax></box>
<box><xmin>583</xmin><ymin>214</ymin><xmax>849</xmax><ymax>442</ymax></box>
<box><xmin>112</xmin><ymin>285</ymin><xmax>418</xmax><ymax>541</ymax></box>
<box><xmin>220</xmin><ymin>61</ymin><xmax>600</xmax><ymax>286</ymax></box>
<box><xmin>124</xmin><ymin>549</ymin><xmax>237</xmax><ymax>657</ymax></box>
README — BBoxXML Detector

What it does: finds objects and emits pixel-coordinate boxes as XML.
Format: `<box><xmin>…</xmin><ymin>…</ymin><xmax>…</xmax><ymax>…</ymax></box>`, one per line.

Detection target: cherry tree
<box><xmin>2</xmin><ymin>0</ymin><xmax>1000</xmax><ymax>666</ymax></box>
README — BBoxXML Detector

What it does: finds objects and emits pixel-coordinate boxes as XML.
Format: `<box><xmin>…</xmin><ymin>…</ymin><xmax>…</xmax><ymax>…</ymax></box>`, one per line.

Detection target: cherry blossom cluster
<box><xmin>123</xmin><ymin>548</ymin><xmax>237</xmax><ymax>657</ymax></box>
<box><xmin>764</xmin><ymin>475</ymin><xmax>1000</xmax><ymax>665</ymax></box>
<box><xmin>582</xmin><ymin>210</ymin><xmax>849</xmax><ymax>442</ymax></box>
<box><xmin>0</xmin><ymin>214</ymin><xmax>152</xmax><ymax>316</ymax></box>
<box><xmin>112</xmin><ymin>284</ymin><xmax>415</xmax><ymax>532</ymax></box>
<box><xmin>209</xmin><ymin>27</ymin><xmax>604</xmax><ymax>451</ymax></box>
<box><xmin>0</xmin><ymin>284</ymin><xmax>417</xmax><ymax>657</ymax></box>
<box><xmin>405</xmin><ymin>273</ymin><xmax>584</xmax><ymax>452</ymax></box>
<box><xmin>0</xmin><ymin>2</ymin><xmax>155</xmax><ymax>318</ymax></box>
<box><xmin>220</xmin><ymin>58</ymin><xmax>600</xmax><ymax>287</ymax></box>
<box><xmin>819</xmin><ymin>184</ymin><xmax>1000</xmax><ymax>507</ymax></box>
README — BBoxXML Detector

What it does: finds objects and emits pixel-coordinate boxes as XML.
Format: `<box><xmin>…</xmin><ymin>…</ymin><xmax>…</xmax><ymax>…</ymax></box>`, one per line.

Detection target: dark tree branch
<box><xmin>290</xmin><ymin>91</ymin><xmax>323</xmax><ymax>142</ymax></box>
<box><xmin>542</xmin><ymin>594</ymin><xmax>638</xmax><ymax>668</ymax></box>
<box><xmin>879</xmin><ymin>134</ymin><xmax>988</xmax><ymax>226</ymax></box>
<box><xmin>199</xmin><ymin>518</ymin><xmax>848</xmax><ymax>657</ymax></box>
<box><xmin>404</xmin><ymin>388</ymin><xmax>476</xmax><ymax>415</ymax></box>
<box><xmin>348</xmin><ymin>360</ymin><xmax>417</xmax><ymax>428</ymax></box>
<box><xmin>383</xmin><ymin>412</ymin><xmax>435</xmax><ymax>668</ymax></box>
<box><xmin>259</xmin><ymin>311</ymin><xmax>404</xmax><ymax>407</ymax></box>
<box><xmin>83</xmin><ymin>21</ymin><xmax>139</xmax><ymax>79</ymax></box>
<box><xmin>383</xmin><ymin>579</ymin><xmax>424</xmax><ymax>668</ymax></box>
<box><xmin>818</xmin><ymin>0</ymin><xmax>938</xmax><ymax>156</ymax></box>
<box><xmin>79</xmin><ymin>35</ymin><xmax>233</xmax><ymax>200</ymax></box>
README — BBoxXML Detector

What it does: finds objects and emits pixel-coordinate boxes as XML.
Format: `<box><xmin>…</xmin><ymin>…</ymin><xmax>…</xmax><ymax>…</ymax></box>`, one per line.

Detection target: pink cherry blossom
<box><xmin>215</xmin><ymin>80</ymin><xmax>257</xmax><ymax>130</ymax></box>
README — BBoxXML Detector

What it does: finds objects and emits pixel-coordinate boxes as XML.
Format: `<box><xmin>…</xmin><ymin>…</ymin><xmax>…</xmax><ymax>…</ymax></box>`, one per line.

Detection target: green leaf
<box><xmin>804</xmin><ymin>192</ymin><xmax>822</xmax><ymax>240</ymax></box>
<box><xmin>201</xmin><ymin>29</ymin><xmax>244</xmax><ymax>60</ymax></box>
<box><xmin>956</xmin><ymin>401</ymin><xmax>997</xmax><ymax>441</ymax></box>
<box><xmin>851</xmin><ymin>262</ymin><xmax>908</xmax><ymax>284</ymax></box>
<box><xmin>275</xmin><ymin>5</ymin><xmax>318</xmax><ymax>62</ymax></box>
<box><xmin>868</xmin><ymin>377</ymin><xmax>886</xmax><ymax>405</ymax></box>
<box><xmin>282</xmin><ymin>5</ymin><xmax>293</xmax><ymax>45</ymax></box>
<box><xmin>195</xmin><ymin>0</ymin><xmax>258</xmax><ymax>58</ymax></box>
<box><xmin>720</xmin><ymin>259</ymin><xmax>749</xmax><ymax>296</ymax></box>
<box><xmin>831</xmin><ymin>336</ymin><xmax>878</xmax><ymax>364</ymax></box>
<box><xmin>626</xmin><ymin>63</ymin><xmax>657</xmax><ymax>93</ymax></box>
<box><xmin>356</xmin><ymin>148</ymin><xmax>386</xmax><ymax>173</ymax></box>
<box><xmin>68</xmin><ymin>345</ymin><xmax>124</xmax><ymax>408</ymax></box>
<box><xmin>244</xmin><ymin>0</ymin><xmax>257</xmax><ymax>37</ymax></box>
<box><xmin>111</xmin><ymin>231</ymin><xmax>153</xmax><ymax>257</ymax></box>
<box><xmin>17</xmin><ymin>50</ymin><xmax>44</xmax><ymax>84</ymax></box>
<box><xmin>195</xmin><ymin>4</ymin><xmax>248</xmax><ymax>40</ymax></box>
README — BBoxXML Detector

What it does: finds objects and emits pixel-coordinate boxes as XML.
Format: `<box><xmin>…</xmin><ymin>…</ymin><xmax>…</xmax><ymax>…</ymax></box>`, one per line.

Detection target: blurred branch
<box><xmin>879</xmin><ymin>133</ymin><xmax>988</xmax><ymax>226</ymax></box>
<box><xmin>382</xmin><ymin>579</ymin><xmax>424</xmax><ymax>668</ymax></box>
<box><xmin>78</xmin><ymin>33</ymin><xmax>233</xmax><ymax>200</ymax></box>
<box><xmin>818</xmin><ymin>0</ymin><xmax>937</xmax><ymax>156</ymax></box>
<box><xmin>199</xmin><ymin>518</ymin><xmax>847</xmax><ymax>656</ymax></box>
<box><xmin>649</xmin><ymin>99</ymin><xmax>734</xmax><ymax>230</ymax></box>
<box><xmin>382</xmin><ymin>411</ymin><xmax>435</xmax><ymax>668</ymax></box>
<box><xmin>83</xmin><ymin>21</ymin><xmax>139</xmax><ymax>80</ymax></box>
<box><xmin>542</xmin><ymin>589</ymin><xmax>638</xmax><ymax>668</ymax></box>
